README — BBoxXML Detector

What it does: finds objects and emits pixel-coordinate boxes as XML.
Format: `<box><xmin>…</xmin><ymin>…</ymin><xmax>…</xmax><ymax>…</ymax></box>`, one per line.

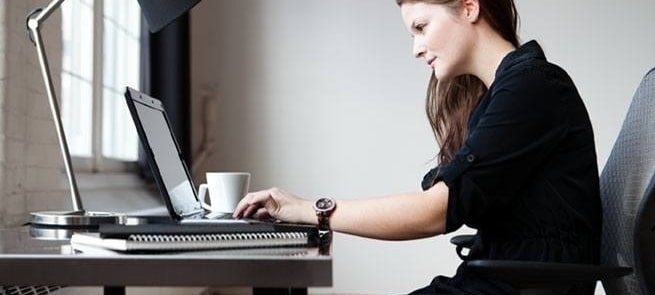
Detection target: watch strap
<box><xmin>317</xmin><ymin>213</ymin><xmax>330</xmax><ymax>232</ymax></box>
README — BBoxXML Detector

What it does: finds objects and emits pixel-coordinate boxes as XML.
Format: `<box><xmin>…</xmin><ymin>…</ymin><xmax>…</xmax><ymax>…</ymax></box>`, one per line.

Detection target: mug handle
<box><xmin>198</xmin><ymin>183</ymin><xmax>213</xmax><ymax>211</ymax></box>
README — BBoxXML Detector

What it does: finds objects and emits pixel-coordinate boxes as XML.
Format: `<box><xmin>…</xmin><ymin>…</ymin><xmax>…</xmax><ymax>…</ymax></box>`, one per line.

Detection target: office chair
<box><xmin>451</xmin><ymin>67</ymin><xmax>655</xmax><ymax>295</ymax></box>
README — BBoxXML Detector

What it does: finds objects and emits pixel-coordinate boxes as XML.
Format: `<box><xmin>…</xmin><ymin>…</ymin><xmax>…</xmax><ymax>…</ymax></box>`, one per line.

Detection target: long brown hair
<box><xmin>397</xmin><ymin>0</ymin><xmax>520</xmax><ymax>164</ymax></box>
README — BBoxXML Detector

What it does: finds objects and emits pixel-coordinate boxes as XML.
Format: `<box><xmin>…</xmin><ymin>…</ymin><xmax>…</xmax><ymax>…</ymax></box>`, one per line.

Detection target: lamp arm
<box><xmin>26</xmin><ymin>0</ymin><xmax>84</xmax><ymax>212</ymax></box>
<box><xmin>32</xmin><ymin>0</ymin><xmax>65</xmax><ymax>25</ymax></box>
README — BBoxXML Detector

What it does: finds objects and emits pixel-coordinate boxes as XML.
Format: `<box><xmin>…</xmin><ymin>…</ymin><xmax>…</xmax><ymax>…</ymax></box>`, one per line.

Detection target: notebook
<box><xmin>71</xmin><ymin>223</ymin><xmax>318</xmax><ymax>253</ymax></box>
<box><xmin>124</xmin><ymin>87</ymin><xmax>253</xmax><ymax>224</ymax></box>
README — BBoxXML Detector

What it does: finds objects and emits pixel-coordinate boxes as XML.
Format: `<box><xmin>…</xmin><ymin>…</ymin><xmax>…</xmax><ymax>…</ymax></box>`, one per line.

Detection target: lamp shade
<box><xmin>138</xmin><ymin>0</ymin><xmax>201</xmax><ymax>33</ymax></box>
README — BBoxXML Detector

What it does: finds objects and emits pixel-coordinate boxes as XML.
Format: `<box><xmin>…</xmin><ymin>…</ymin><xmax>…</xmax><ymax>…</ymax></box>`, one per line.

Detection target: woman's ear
<box><xmin>461</xmin><ymin>0</ymin><xmax>480</xmax><ymax>23</ymax></box>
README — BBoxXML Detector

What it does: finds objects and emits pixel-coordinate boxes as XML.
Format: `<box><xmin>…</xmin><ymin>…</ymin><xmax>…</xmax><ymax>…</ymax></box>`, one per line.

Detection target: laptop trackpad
<box><xmin>205</xmin><ymin>211</ymin><xmax>233</xmax><ymax>219</ymax></box>
<box><xmin>178</xmin><ymin>211</ymin><xmax>256</xmax><ymax>224</ymax></box>
<box><xmin>180</xmin><ymin>218</ymin><xmax>249</xmax><ymax>224</ymax></box>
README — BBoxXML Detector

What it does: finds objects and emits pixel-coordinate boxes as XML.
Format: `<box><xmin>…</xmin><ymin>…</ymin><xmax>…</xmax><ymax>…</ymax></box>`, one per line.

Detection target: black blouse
<box><xmin>422</xmin><ymin>41</ymin><xmax>602</xmax><ymax>265</ymax></box>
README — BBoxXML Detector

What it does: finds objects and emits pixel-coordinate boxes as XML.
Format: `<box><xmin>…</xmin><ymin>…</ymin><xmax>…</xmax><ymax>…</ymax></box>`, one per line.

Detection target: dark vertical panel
<box><xmin>138</xmin><ymin>13</ymin><xmax>153</xmax><ymax>180</ymax></box>
<box><xmin>148</xmin><ymin>14</ymin><xmax>191</xmax><ymax>163</ymax></box>
<box><xmin>138</xmin><ymin>13</ymin><xmax>191</xmax><ymax>180</ymax></box>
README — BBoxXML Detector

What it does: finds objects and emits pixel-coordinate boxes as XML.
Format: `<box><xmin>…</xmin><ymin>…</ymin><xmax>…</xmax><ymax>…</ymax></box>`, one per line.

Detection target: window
<box><xmin>61</xmin><ymin>0</ymin><xmax>141</xmax><ymax>172</ymax></box>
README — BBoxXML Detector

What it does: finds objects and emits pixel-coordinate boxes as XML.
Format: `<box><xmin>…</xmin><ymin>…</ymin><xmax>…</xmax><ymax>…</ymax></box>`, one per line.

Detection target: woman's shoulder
<box><xmin>493</xmin><ymin>41</ymin><xmax>576</xmax><ymax>94</ymax></box>
<box><xmin>494</xmin><ymin>61</ymin><xmax>575</xmax><ymax>95</ymax></box>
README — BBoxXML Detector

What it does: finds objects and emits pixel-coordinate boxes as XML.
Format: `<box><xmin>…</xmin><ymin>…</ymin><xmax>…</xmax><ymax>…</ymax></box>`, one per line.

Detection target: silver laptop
<box><xmin>124</xmin><ymin>87</ymin><xmax>246</xmax><ymax>224</ymax></box>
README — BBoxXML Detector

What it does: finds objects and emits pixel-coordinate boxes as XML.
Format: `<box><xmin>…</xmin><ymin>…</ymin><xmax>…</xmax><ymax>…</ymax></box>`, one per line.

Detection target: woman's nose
<box><xmin>413</xmin><ymin>40</ymin><xmax>426</xmax><ymax>59</ymax></box>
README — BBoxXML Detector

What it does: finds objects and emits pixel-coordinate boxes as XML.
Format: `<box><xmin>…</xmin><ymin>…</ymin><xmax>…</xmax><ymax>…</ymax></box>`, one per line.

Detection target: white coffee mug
<box><xmin>197</xmin><ymin>172</ymin><xmax>250</xmax><ymax>213</ymax></box>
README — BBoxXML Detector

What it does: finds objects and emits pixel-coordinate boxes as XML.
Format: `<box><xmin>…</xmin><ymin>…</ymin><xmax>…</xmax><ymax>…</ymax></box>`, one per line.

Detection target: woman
<box><xmin>234</xmin><ymin>0</ymin><xmax>602</xmax><ymax>293</ymax></box>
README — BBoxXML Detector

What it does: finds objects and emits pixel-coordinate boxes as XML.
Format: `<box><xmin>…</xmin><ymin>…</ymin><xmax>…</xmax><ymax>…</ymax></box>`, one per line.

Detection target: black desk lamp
<box><xmin>25</xmin><ymin>0</ymin><xmax>201</xmax><ymax>227</ymax></box>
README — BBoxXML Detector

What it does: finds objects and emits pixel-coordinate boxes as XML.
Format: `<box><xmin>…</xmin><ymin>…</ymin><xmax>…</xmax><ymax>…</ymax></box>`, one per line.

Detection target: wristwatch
<box><xmin>313</xmin><ymin>197</ymin><xmax>336</xmax><ymax>232</ymax></box>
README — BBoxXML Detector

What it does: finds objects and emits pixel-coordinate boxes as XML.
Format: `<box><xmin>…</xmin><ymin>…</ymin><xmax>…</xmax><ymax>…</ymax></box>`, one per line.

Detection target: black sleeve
<box><xmin>434</xmin><ymin>68</ymin><xmax>572</xmax><ymax>233</ymax></box>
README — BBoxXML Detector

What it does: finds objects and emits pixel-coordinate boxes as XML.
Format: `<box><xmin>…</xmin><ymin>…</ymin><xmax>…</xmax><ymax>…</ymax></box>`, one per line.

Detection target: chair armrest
<box><xmin>450</xmin><ymin>234</ymin><xmax>476</xmax><ymax>260</ymax></box>
<box><xmin>463</xmin><ymin>260</ymin><xmax>632</xmax><ymax>288</ymax></box>
<box><xmin>450</xmin><ymin>234</ymin><xmax>476</xmax><ymax>248</ymax></box>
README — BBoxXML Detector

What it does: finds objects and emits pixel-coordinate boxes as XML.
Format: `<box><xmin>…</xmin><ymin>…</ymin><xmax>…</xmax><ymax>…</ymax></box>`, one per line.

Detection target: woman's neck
<box><xmin>469</xmin><ymin>29</ymin><xmax>517</xmax><ymax>88</ymax></box>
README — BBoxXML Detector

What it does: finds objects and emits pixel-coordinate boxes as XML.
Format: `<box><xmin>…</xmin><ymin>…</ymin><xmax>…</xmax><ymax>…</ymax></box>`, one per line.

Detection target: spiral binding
<box><xmin>125</xmin><ymin>232</ymin><xmax>308</xmax><ymax>249</ymax></box>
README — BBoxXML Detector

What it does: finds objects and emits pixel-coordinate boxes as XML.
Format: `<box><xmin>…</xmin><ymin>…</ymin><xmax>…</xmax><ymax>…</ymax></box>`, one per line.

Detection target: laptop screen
<box><xmin>125</xmin><ymin>87</ymin><xmax>202</xmax><ymax>218</ymax></box>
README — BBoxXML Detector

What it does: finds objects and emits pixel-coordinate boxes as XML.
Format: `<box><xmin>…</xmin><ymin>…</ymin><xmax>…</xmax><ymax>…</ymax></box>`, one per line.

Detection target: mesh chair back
<box><xmin>600</xmin><ymin>68</ymin><xmax>655</xmax><ymax>295</ymax></box>
<box><xmin>634</xmin><ymin>175</ymin><xmax>655</xmax><ymax>294</ymax></box>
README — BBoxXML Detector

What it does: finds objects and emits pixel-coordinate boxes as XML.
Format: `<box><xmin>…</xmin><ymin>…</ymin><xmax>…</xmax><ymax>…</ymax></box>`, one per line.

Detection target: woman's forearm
<box><xmin>325</xmin><ymin>182</ymin><xmax>449</xmax><ymax>240</ymax></box>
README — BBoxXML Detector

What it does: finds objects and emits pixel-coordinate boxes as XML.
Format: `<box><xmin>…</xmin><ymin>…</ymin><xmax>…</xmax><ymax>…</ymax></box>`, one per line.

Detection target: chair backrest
<box><xmin>600</xmin><ymin>67</ymin><xmax>655</xmax><ymax>295</ymax></box>
<box><xmin>634</xmin><ymin>175</ymin><xmax>655</xmax><ymax>294</ymax></box>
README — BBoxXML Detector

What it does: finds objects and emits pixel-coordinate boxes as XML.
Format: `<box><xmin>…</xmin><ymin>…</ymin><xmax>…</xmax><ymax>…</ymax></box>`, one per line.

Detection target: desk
<box><xmin>0</xmin><ymin>226</ymin><xmax>332</xmax><ymax>295</ymax></box>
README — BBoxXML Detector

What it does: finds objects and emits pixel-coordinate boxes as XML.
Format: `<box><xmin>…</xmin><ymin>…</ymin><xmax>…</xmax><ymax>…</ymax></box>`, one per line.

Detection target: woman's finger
<box><xmin>247</xmin><ymin>190</ymin><xmax>276</xmax><ymax>205</ymax></box>
<box><xmin>255</xmin><ymin>207</ymin><xmax>272</xmax><ymax>220</ymax></box>
<box><xmin>234</xmin><ymin>190</ymin><xmax>271</xmax><ymax>218</ymax></box>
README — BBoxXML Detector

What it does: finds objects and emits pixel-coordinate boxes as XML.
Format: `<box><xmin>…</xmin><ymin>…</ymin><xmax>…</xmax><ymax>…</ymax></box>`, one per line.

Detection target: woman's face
<box><xmin>401</xmin><ymin>2</ymin><xmax>474</xmax><ymax>80</ymax></box>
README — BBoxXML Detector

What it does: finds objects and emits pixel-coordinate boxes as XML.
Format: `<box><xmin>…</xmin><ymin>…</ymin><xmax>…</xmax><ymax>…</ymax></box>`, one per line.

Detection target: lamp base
<box><xmin>30</xmin><ymin>210</ymin><xmax>126</xmax><ymax>227</ymax></box>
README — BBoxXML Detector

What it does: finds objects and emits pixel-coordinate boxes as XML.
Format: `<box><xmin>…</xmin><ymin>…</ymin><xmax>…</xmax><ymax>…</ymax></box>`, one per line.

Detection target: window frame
<box><xmin>64</xmin><ymin>0</ymin><xmax>140</xmax><ymax>173</ymax></box>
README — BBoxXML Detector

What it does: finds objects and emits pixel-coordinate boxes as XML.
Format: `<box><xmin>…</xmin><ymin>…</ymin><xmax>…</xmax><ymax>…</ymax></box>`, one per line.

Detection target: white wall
<box><xmin>190</xmin><ymin>1</ymin><xmax>655</xmax><ymax>294</ymax></box>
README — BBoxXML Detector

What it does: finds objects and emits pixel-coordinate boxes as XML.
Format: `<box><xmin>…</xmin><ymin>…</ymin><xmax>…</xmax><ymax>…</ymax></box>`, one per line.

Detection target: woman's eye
<box><xmin>414</xmin><ymin>24</ymin><xmax>425</xmax><ymax>33</ymax></box>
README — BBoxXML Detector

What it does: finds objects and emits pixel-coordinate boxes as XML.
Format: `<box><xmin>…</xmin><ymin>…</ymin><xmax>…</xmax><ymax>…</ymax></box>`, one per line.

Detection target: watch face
<box><xmin>315</xmin><ymin>197</ymin><xmax>335</xmax><ymax>212</ymax></box>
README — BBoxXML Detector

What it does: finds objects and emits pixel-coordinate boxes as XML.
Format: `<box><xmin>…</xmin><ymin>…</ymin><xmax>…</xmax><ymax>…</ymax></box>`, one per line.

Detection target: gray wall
<box><xmin>0</xmin><ymin>0</ymin><xmax>70</xmax><ymax>228</ymax></box>
<box><xmin>190</xmin><ymin>1</ymin><xmax>655</xmax><ymax>294</ymax></box>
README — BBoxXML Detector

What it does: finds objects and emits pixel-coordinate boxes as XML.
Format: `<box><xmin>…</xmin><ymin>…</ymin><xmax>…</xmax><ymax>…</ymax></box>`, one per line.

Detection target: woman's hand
<box><xmin>232</xmin><ymin>187</ymin><xmax>314</xmax><ymax>224</ymax></box>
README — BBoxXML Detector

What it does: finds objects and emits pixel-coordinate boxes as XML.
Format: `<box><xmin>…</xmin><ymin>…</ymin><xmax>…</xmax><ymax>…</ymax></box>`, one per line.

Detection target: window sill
<box><xmin>75</xmin><ymin>172</ymin><xmax>165</xmax><ymax>215</ymax></box>
<box><xmin>76</xmin><ymin>171</ymin><xmax>153</xmax><ymax>190</ymax></box>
